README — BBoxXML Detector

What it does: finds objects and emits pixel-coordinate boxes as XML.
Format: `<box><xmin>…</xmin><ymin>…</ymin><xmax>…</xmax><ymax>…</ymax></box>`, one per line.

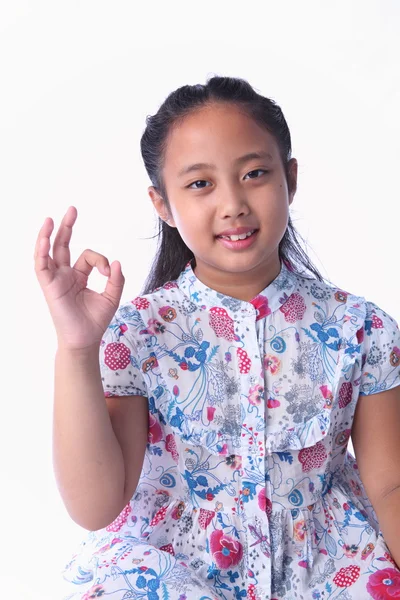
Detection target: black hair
<box><xmin>140</xmin><ymin>75</ymin><xmax>325</xmax><ymax>295</ymax></box>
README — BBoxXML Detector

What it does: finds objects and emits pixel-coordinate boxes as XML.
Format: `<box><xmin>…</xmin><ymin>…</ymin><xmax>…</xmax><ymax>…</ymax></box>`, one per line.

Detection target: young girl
<box><xmin>35</xmin><ymin>76</ymin><xmax>400</xmax><ymax>600</ymax></box>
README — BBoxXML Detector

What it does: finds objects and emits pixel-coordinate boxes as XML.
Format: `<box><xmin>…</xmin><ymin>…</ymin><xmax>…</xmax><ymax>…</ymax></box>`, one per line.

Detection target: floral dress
<box><xmin>61</xmin><ymin>260</ymin><xmax>400</xmax><ymax>600</ymax></box>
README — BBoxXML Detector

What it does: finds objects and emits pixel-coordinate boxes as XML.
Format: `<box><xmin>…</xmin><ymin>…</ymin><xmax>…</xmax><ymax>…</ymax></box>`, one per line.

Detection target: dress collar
<box><xmin>177</xmin><ymin>259</ymin><xmax>298</xmax><ymax>321</ymax></box>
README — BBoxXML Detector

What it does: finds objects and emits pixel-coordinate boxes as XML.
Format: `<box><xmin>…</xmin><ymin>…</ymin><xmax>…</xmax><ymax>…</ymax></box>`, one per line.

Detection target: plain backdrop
<box><xmin>0</xmin><ymin>1</ymin><xmax>399</xmax><ymax>598</ymax></box>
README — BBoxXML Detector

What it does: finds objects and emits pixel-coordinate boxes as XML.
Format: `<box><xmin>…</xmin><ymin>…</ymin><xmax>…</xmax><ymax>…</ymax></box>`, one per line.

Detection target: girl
<box><xmin>34</xmin><ymin>76</ymin><xmax>400</xmax><ymax>600</ymax></box>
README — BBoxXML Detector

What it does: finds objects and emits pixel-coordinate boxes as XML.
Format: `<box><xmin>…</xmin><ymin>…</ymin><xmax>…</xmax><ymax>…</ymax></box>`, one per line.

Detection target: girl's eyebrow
<box><xmin>177</xmin><ymin>151</ymin><xmax>274</xmax><ymax>178</ymax></box>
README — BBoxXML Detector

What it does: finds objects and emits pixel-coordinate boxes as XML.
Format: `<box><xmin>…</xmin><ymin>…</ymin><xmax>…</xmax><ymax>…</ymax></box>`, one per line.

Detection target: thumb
<box><xmin>102</xmin><ymin>260</ymin><xmax>125</xmax><ymax>305</ymax></box>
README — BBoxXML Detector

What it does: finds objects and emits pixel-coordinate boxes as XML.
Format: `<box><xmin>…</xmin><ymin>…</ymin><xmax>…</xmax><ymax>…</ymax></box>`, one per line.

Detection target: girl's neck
<box><xmin>192</xmin><ymin>254</ymin><xmax>281</xmax><ymax>303</ymax></box>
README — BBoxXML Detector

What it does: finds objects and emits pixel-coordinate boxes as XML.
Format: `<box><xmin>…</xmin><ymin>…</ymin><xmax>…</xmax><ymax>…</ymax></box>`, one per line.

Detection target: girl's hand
<box><xmin>34</xmin><ymin>206</ymin><xmax>125</xmax><ymax>351</ymax></box>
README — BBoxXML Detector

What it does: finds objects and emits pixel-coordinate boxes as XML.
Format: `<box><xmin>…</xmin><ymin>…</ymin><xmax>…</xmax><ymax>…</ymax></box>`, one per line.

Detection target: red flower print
<box><xmin>198</xmin><ymin>508</ymin><xmax>215</xmax><ymax>529</ymax></box>
<box><xmin>150</xmin><ymin>505</ymin><xmax>168</xmax><ymax>527</ymax></box>
<box><xmin>338</xmin><ymin>382</ymin><xmax>353</xmax><ymax>408</ymax></box>
<box><xmin>165</xmin><ymin>433</ymin><xmax>179</xmax><ymax>463</ymax></box>
<box><xmin>209</xmin><ymin>529</ymin><xmax>244</xmax><ymax>569</ymax></box>
<box><xmin>163</xmin><ymin>281</ymin><xmax>179</xmax><ymax>290</ymax></box>
<box><xmin>366</xmin><ymin>567</ymin><xmax>400</xmax><ymax>598</ymax></box>
<box><xmin>251</xmin><ymin>294</ymin><xmax>271</xmax><ymax>320</ymax></box>
<box><xmin>264</xmin><ymin>354</ymin><xmax>281</xmax><ymax>375</ymax></box>
<box><xmin>333</xmin><ymin>564</ymin><xmax>360</xmax><ymax>587</ymax></box>
<box><xmin>237</xmin><ymin>348</ymin><xmax>251</xmax><ymax>374</ymax></box>
<box><xmin>106</xmin><ymin>503</ymin><xmax>132</xmax><ymax>532</ymax></box>
<box><xmin>298</xmin><ymin>442</ymin><xmax>327</xmax><ymax>472</ymax></box>
<box><xmin>248</xmin><ymin>384</ymin><xmax>264</xmax><ymax>406</ymax></box>
<box><xmin>104</xmin><ymin>342</ymin><xmax>131</xmax><ymax>371</ymax></box>
<box><xmin>209</xmin><ymin>307</ymin><xmax>236</xmax><ymax>341</ymax></box>
<box><xmin>206</xmin><ymin>492</ymin><xmax>214</xmax><ymax>501</ymax></box>
<box><xmin>159</xmin><ymin>543</ymin><xmax>175</xmax><ymax>555</ymax></box>
<box><xmin>279</xmin><ymin>293</ymin><xmax>306</xmax><ymax>323</ymax></box>
<box><xmin>372</xmin><ymin>314</ymin><xmax>384</xmax><ymax>329</ymax></box>
<box><xmin>180</xmin><ymin>362</ymin><xmax>189</xmax><ymax>370</ymax></box>
<box><xmin>132</xmin><ymin>296</ymin><xmax>150</xmax><ymax>310</ymax></box>
<box><xmin>356</xmin><ymin>327</ymin><xmax>364</xmax><ymax>343</ymax></box>
<box><xmin>148</xmin><ymin>413</ymin><xmax>163</xmax><ymax>444</ymax></box>
<box><xmin>258</xmin><ymin>488</ymin><xmax>272</xmax><ymax>516</ymax></box>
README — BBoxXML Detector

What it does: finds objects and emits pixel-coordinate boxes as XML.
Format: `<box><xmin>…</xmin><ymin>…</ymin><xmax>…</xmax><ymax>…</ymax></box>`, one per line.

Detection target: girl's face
<box><xmin>149</xmin><ymin>102</ymin><xmax>297</xmax><ymax>300</ymax></box>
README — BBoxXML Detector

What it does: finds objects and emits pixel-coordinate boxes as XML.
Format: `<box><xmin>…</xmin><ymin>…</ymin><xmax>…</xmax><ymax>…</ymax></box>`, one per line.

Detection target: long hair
<box><xmin>140</xmin><ymin>75</ymin><xmax>325</xmax><ymax>294</ymax></box>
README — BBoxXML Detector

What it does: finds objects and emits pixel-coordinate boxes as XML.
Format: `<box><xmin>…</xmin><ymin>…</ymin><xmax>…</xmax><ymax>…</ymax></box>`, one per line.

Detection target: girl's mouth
<box><xmin>216</xmin><ymin>229</ymin><xmax>259</xmax><ymax>250</ymax></box>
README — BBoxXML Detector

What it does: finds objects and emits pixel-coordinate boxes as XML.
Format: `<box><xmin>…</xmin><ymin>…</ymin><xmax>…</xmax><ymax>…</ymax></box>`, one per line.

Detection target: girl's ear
<box><xmin>148</xmin><ymin>186</ymin><xmax>176</xmax><ymax>227</ymax></box>
<box><xmin>287</xmin><ymin>158</ymin><xmax>298</xmax><ymax>205</ymax></box>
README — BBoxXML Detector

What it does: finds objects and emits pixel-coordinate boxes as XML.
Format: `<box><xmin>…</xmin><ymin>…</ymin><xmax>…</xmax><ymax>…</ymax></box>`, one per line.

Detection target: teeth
<box><xmin>221</xmin><ymin>230</ymin><xmax>255</xmax><ymax>241</ymax></box>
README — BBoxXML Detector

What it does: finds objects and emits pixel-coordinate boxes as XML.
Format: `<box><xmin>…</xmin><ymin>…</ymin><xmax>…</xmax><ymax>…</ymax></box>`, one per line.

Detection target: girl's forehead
<box><xmin>164</xmin><ymin>104</ymin><xmax>278</xmax><ymax>169</ymax></box>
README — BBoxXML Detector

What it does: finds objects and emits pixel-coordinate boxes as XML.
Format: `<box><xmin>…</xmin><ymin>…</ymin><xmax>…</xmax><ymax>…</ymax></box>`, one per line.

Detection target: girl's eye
<box><xmin>187</xmin><ymin>169</ymin><xmax>268</xmax><ymax>189</ymax></box>
<box><xmin>244</xmin><ymin>169</ymin><xmax>268</xmax><ymax>180</ymax></box>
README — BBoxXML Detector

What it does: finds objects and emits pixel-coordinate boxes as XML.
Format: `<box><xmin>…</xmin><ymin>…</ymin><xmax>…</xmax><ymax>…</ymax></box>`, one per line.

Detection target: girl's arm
<box><xmin>352</xmin><ymin>385</ymin><xmax>400</xmax><ymax>568</ymax></box>
<box><xmin>53</xmin><ymin>345</ymin><xmax>148</xmax><ymax>531</ymax></box>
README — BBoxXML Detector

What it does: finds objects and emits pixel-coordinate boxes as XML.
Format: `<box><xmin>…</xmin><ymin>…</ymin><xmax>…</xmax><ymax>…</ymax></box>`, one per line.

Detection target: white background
<box><xmin>0</xmin><ymin>1</ymin><xmax>399</xmax><ymax>598</ymax></box>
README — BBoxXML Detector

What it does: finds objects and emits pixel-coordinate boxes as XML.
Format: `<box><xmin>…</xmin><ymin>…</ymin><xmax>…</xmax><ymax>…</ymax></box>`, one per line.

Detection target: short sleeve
<box><xmin>99</xmin><ymin>303</ymin><xmax>148</xmax><ymax>398</ymax></box>
<box><xmin>359</xmin><ymin>301</ymin><xmax>400</xmax><ymax>396</ymax></box>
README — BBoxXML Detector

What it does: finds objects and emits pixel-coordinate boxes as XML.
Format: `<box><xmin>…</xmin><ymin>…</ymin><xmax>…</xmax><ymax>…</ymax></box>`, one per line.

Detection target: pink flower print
<box><xmin>251</xmin><ymin>294</ymin><xmax>271</xmax><ymax>320</ymax></box>
<box><xmin>132</xmin><ymin>296</ymin><xmax>150</xmax><ymax>310</ymax></box>
<box><xmin>104</xmin><ymin>342</ymin><xmax>131</xmax><ymax>371</ymax></box>
<box><xmin>146</xmin><ymin>318</ymin><xmax>166</xmax><ymax>335</ymax></box>
<box><xmin>171</xmin><ymin>501</ymin><xmax>185</xmax><ymax>520</ymax></box>
<box><xmin>390</xmin><ymin>347</ymin><xmax>400</xmax><ymax>367</ymax></box>
<box><xmin>298</xmin><ymin>442</ymin><xmax>327</xmax><ymax>472</ymax></box>
<box><xmin>226</xmin><ymin>454</ymin><xmax>242</xmax><ymax>471</ymax></box>
<box><xmin>267</xmin><ymin>397</ymin><xmax>281</xmax><ymax>409</ymax></box>
<box><xmin>257</xmin><ymin>488</ymin><xmax>272</xmax><ymax>516</ymax></box>
<box><xmin>279</xmin><ymin>293</ymin><xmax>306</xmax><ymax>323</ymax></box>
<box><xmin>343</xmin><ymin>544</ymin><xmax>359</xmax><ymax>559</ymax></box>
<box><xmin>209</xmin><ymin>307</ymin><xmax>236</xmax><ymax>341</ymax></box>
<box><xmin>209</xmin><ymin>529</ymin><xmax>244</xmax><ymax>569</ymax></box>
<box><xmin>320</xmin><ymin>384</ymin><xmax>333</xmax><ymax>409</ymax></box>
<box><xmin>335</xmin><ymin>429</ymin><xmax>351</xmax><ymax>446</ymax></box>
<box><xmin>237</xmin><ymin>348</ymin><xmax>251</xmax><ymax>374</ymax></box>
<box><xmin>207</xmin><ymin>406</ymin><xmax>216</xmax><ymax>421</ymax></box>
<box><xmin>165</xmin><ymin>434</ymin><xmax>179</xmax><ymax>463</ymax></box>
<box><xmin>248</xmin><ymin>384</ymin><xmax>264</xmax><ymax>406</ymax></box>
<box><xmin>338</xmin><ymin>382</ymin><xmax>353</xmax><ymax>408</ymax></box>
<box><xmin>264</xmin><ymin>354</ymin><xmax>281</xmax><ymax>375</ymax></box>
<box><xmin>349</xmin><ymin>479</ymin><xmax>362</xmax><ymax>496</ymax></box>
<box><xmin>333</xmin><ymin>565</ymin><xmax>360</xmax><ymax>588</ymax></box>
<box><xmin>293</xmin><ymin>520</ymin><xmax>307</xmax><ymax>542</ymax></box>
<box><xmin>334</xmin><ymin>290</ymin><xmax>348</xmax><ymax>303</ymax></box>
<box><xmin>106</xmin><ymin>503</ymin><xmax>132</xmax><ymax>532</ymax></box>
<box><xmin>148</xmin><ymin>413</ymin><xmax>163</xmax><ymax>444</ymax></box>
<box><xmin>82</xmin><ymin>584</ymin><xmax>105</xmax><ymax>598</ymax></box>
<box><xmin>158</xmin><ymin>305</ymin><xmax>177</xmax><ymax>322</ymax></box>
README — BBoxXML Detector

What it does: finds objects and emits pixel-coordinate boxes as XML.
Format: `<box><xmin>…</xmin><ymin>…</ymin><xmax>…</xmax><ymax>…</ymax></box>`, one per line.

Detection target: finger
<box><xmin>34</xmin><ymin>216</ymin><xmax>54</xmax><ymax>261</ymax></box>
<box><xmin>34</xmin><ymin>230</ymin><xmax>57</xmax><ymax>289</ymax></box>
<box><xmin>101</xmin><ymin>261</ymin><xmax>125</xmax><ymax>305</ymax></box>
<box><xmin>72</xmin><ymin>249</ymin><xmax>111</xmax><ymax>279</ymax></box>
<box><xmin>52</xmin><ymin>206</ymin><xmax>78</xmax><ymax>268</ymax></box>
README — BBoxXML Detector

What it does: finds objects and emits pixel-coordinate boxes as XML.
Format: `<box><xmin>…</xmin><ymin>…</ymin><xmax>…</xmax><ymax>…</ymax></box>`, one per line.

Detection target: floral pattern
<box><xmin>61</xmin><ymin>260</ymin><xmax>400</xmax><ymax>599</ymax></box>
